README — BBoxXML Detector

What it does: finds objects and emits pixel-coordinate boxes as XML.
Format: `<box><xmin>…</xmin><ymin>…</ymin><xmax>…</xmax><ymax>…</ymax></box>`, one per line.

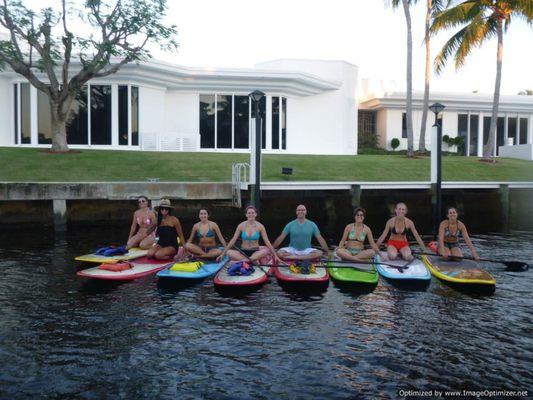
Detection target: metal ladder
<box><xmin>231</xmin><ymin>163</ymin><xmax>250</xmax><ymax>208</ymax></box>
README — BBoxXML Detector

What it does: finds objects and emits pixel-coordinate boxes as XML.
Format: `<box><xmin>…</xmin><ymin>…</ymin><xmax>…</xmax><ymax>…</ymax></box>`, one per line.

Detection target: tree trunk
<box><xmin>483</xmin><ymin>19</ymin><xmax>503</xmax><ymax>158</ymax></box>
<box><xmin>50</xmin><ymin>98</ymin><xmax>70</xmax><ymax>152</ymax></box>
<box><xmin>419</xmin><ymin>0</ymin><xmax>432</xmax><ymax>153</ymax></box>
<box><xmin>402</xmin><ymin>0</ymin><xmax>414</xmax><ymax>157</ymax></box>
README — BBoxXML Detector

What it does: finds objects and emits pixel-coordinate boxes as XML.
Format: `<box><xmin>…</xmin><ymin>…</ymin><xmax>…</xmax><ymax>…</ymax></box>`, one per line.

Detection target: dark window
<box><xmin>131</xmin><ymin>86</ymin><xmax>139</xmax><ymax>146</ymax></box>
<box><xmin>13</xmin><ymin>84</ymin><xmax>18</xmax><ymax>144</ymax></box>
<box><xmin>281</xmin><ymin>97</ymin><xmax>287</xmax><ymax>149</ymax></box>
<box><xmin>38</xmin><ymin>89</ymin><xmax>52</xmax><ymax>144</ymax></box>
<box><xmin>234</xmin><ymin>96</ymin><xmax>249</xmax><ymax>149</ymax></box>
<box><xmin>90</xmin><ymin>85</ymin><xmax>112</xmax><ymax>145</ymax></box>
<box><xmin>217</xmin><ymin>95</ymin><xmax>232</xmax><ymax>148</ymax></box>
<box><xmin>200</xmin><ymin>95</ymin><xmax>215</xmax><ymax>148</ymax></box>
<box><xmin>67</xmin><ymin>86</ymin><xmax>88</xmax><ymax>144</ymax></box>
<box><xmin>520</xmin><ymin>118</ymin><xmax>528</xmax><ymax>144</ymax></box>
<box><xmin>457</xmin><ymin>114</ymin><xmax>468</xmax><ymax>155</ymax></box>
<box><xmin>483</xmin><ymin>116</ymin><xmax>491</xmax><ymax>145</ymax></box>
<box><xmin>402</xmin><ymin>113</ymin><xmax>407</xmax><ymax>139</ymax></box>
<box><xmin>250</xmin><ymin>96</ymin><xmax>266</xmax><ymax>149</ymax></box>
<box><xmin>507</xmin><ymin>117</ymin><xmax>517</xmax><ymax>145</ymax></box>
<box><xmin>358</xmin><ymin>110</ymin><xmax>376</xmax><ymax>134</ymax></box>
<box><xmin>118</xmin><ymin>85</ymin><xmax>128</xmax><ymax>145</ymax></box>
<box><xmin>21</xmin><ymin>83</ymin><xmax>31</xmax><ymax>143</ymax></box>
<box><xmin>272</xmin><ymin>96</ymin><xmax>280</xmax><ymax>149</ymax></box>
<box><xmin>469</xmin><ymin>115</ymin><xmax>478</xmax><ymax>156</ymax></box>
<box><xmin>496</xmin><ymin>117</ymin><xmax>505</xmax><ymax>154</ymax></box>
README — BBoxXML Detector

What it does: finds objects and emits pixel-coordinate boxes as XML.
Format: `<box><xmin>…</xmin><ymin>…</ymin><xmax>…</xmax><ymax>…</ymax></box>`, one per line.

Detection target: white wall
<box><xmin>139</xmin><ymin>86</ymin><xmax>166</xmax><ymax>138</ymax></box>
<box><xmin>0</xmin><ymin>78</ymin><xmax>11</xmax><ymax>146</ymax></box>
<box><xmin>257</xmin><ymin>60</ymin><xmax>357</xmax><ymax>155</ymax></box>
<box><xmin>164</xmin><ymin>92</ymin><xmax>199</xmax><ymax>136</ymax></box>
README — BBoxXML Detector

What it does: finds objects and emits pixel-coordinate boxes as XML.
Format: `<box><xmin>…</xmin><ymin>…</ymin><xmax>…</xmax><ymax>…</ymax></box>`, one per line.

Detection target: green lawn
<box><xmin>0</xmin><ymin>147</ymin><xmax>532</xmax><ymax>182</ymax></box>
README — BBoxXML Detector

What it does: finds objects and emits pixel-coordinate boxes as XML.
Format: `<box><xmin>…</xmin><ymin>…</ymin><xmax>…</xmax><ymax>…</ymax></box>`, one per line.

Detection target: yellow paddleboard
<box><xmin>422</xmin><ymin>255</ymin><xmax>496</xmax><ymax>286</ymax></box>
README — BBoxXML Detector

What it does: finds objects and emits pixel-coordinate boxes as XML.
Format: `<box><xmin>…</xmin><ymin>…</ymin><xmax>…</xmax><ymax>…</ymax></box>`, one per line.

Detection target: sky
<box><xmin>151</xmin><ymin>0</ymin><xmax>533</xmax><ymax>95</ymax></box>
<box><xmin>3</xmin><ymin>0</ymin><xmax>533</xmax><ymax>95</ymax></box>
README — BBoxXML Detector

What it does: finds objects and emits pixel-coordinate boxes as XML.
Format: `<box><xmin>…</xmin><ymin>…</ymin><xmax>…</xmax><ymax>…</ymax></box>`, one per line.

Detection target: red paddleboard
<box><xmin>76</xmin><ymin>257</ymin><xmax>169</xmax><ymax>281</ymax></box>
<box><xmin>274</xmin><ymin>260</ymin><xmax>329</xmax><ymax>284</ymax></box>
<box><xmin>214</xmin><ymin>253</ymin><xmax>274</xmax><ymax>287</ymax></box>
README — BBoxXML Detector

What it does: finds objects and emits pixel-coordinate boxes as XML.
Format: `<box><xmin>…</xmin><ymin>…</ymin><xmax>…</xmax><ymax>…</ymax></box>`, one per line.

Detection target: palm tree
<box><xmin>419</xmin><ymin>0</ymin><xmax>447</xmax><ymax>153</ymax></box>
<box><xmin>431</xmin><ymin>0</ymin><xmax>533</xmax><ymax>158</ymax></box>
<box><xmin>389</xmin><ymin>0</ymin><xmax>416</xmax><ymax>157</ymax></box>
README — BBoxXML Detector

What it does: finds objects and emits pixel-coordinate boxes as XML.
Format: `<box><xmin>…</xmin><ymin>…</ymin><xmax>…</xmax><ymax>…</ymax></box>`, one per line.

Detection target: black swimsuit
<box><xmin>157</xmin><ymin>225</ymin><xmax>179</xmax><ymax>249</ymax></box>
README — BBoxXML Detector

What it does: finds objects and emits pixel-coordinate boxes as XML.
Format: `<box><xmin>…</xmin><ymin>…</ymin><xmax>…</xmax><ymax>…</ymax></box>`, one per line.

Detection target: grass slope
<box><xmin>0</xmin><ymin>147</ymin><xmax>531</xmax><ymax>182</ymax></box>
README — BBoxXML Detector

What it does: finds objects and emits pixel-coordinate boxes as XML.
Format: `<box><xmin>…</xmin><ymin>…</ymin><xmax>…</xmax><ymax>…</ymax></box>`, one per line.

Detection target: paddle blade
<box><xmin>503</xmin><ymin>261</ymin><xmax>529</xmax><ymax>272</ymax></box>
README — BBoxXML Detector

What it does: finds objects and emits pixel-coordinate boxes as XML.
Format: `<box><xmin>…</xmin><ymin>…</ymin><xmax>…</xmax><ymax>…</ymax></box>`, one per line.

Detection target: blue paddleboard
<box><xmin>157</xmin><ymin>256</ymin><xmax>230</xmax><ymax>280</ymax></box>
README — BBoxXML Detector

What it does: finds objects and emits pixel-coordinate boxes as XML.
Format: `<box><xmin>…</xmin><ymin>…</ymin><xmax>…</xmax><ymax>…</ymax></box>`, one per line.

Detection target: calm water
<box><xmin>0</xmin><ymin>227</ymin><xmax>532</xmax><ymax>399</ymax></box>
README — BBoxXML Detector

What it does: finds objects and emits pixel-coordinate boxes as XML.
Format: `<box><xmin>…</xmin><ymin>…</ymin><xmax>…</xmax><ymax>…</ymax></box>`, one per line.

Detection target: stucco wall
<box><xmin>139</xmin><ymin>86</ymin><xmax>166</xmax><ymax>139</ymax></box>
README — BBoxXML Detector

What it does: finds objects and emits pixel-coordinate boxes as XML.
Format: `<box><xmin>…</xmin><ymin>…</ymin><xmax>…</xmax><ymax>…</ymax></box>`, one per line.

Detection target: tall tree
<box><xmin>390</xmin><ymin>0</ymin><xmax>416</xmax><ymax>157</ymax></box>
<box><xmin>0</xmin><ymin>0</ymin><xmax>177</xmax><ymax>152</ymax></box>
<box><xmin>419</xmin><ymin>0</ymin><xmax>447</xmax><ymax>153</ymax></box>
<box><xmin>431</xmin><ymin>0</ymin><xmax>533</xmax><ymax>157</ymax></box>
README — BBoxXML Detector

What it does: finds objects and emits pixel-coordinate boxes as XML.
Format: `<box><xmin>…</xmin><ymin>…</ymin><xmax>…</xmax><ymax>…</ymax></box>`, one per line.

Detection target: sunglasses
<box><xmin>160</xmin><ymin>207</ymin><xmax>170</xmax><ymax>211</ymax></box>
<box><xmin>355</xmin><ymin>213</ymin><xmax>364</xmax><ymax>217</ymax></box>
<box><xmin>138</xmin><ymin>199</ymin><xmax>147</xmax><ymax>203</ymax></box>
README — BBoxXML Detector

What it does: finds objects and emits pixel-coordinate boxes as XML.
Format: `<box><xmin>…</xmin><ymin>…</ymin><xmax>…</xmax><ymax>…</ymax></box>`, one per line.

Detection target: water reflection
<box><xmin>0</xmin><ymin>228</ymin><xmax>531</xmax><ymax>399</ymax></box>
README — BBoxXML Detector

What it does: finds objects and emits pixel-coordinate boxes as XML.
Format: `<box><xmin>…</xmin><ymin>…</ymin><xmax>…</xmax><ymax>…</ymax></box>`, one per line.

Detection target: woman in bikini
<box><xmin>438</xmin><ymin>207</ymin><xmax>479</xmax><ymax>260</ymax></box>
<box><xmin>217</xmin><ymin>205</ymin><xmax>280</xmax><ymax>265</ymax></box>
<box><xmin>376</xmin><ymin>202</ymin><xmax>427</xmax><ymax>260</ymax></box>
<box><xmin>147</xmin><ymin>198</ymin><xmax>187</xmax><ymax>260</ymax></box>
<box><xmin>336</xmin><ymin>207</ymin><xmax>380</xmax><ymax>261</ymax></box>
<box><xmin>185</xmin><ymin>209</ymin><xmax>227</xmax><ymax>259</ymax></box>
<box><xmin>126</xmin><ymin>195</ymin><xmax>157</xmax><ymax>250</ymax></box>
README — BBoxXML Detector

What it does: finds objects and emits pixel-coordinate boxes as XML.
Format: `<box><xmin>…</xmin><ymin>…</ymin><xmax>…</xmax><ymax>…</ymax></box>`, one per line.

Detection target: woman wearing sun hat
<box><xmin>146</xmin><ymin>198</ymin><xmax>187</xmax><ymax>260</ymax></box>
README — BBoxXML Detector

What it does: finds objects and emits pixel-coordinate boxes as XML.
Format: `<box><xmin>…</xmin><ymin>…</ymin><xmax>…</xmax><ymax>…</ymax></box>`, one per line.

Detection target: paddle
<box><xmin>413</xmin><ymin>251</ymin><xmax>529</xmax><ymax>272</ymax></box>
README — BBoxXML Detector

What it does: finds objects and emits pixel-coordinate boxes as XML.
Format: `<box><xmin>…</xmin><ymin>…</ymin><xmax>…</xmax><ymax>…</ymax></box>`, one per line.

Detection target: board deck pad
<box><xmin>75</xmin><ymin>247</ymin><xmax>148</xmax><ymax>264</ymax></box>
<box><xmin>157</xmin><ymin>257</ymin><xmax>230</xmax><ymax>279</ymax></box>
<box><xmin>375</xmin><ymin>255</ymin><xmax>430</xmax><ymax>281</ymax></box>
<box><xmin>327</xmin><ymin>260</ymin><xmax>378</xmax><ymax>284</ymax></box>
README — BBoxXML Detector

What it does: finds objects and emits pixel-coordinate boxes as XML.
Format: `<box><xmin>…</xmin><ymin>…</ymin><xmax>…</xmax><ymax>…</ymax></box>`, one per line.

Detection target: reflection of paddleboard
<box><xmin>76</xmin><ymin>257</ymin><xmax>167</xmax><ymax>280</ymax></box>
<box><xmin>422</xmin><ymin>255</ymin><xmax>496</xmax><ymax>290</ymax></box>
<box><xmin>75</xmin><ymin>247</ymin><xmax>147</xmax><ymax>264</ymax></box>
<box><xmin>327</xmin><ymin>260</ymin><xmax>378</xmax><ymax>286</ymax></box>
<box><xmin>374</xmin><ymin>254</ymin><xmax>431</xmax><ymax>282</ymax></box>
<box><xmin>157</xmin><ymin>257</ymin><xmax>230</xmax><ymax>280</ymax></box>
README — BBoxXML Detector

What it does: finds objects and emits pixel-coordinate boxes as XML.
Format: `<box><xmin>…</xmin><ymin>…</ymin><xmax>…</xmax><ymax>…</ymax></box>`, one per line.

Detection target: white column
<box><xmin>111</xmin><ymin>84</ymin><xmax>118</xmax><ymax>146</ymax></box>
<box><xmin>466</xmin><ymin>111</ymin><xmax>471</xmax><ymax>156</ymax></box>
<box><xmin>477</xmin><ymin>113</ymin><xmax>483</xmax><ymax>157</ymax></box>
<box><xmin>30</xmin><ymin>86</ymin><xmax>38</xmax><ymax>144</ymax></box>
<box><xmin>430</xmin><ymin>125</ymin><xmax>438</xmax><ymax>183</ymax></box>
<box><xmin>265</xmin><ymin>95</ymin><xmax>272</xmax><ymax>151</ymax></box>
<box><xmin>249</xmin><ymin>119</ymin><xmax>256</xmax><ymax>185</ymax></box>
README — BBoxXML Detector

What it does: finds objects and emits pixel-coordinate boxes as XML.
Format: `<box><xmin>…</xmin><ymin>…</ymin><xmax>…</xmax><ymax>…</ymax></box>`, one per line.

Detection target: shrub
<box><xmin>358</xmin><ymin>131</ymin><xmax>379</xmax><ymax>149</ymax></box>
<box><xmin>442</xmin><ymin>134</ymin><xmax>450</xmax><ymax>144</ymax></box>
<box><xmin>390</xmin><ymin>138</ymin><xmax>400</xmax><ymax>151</ymax></box>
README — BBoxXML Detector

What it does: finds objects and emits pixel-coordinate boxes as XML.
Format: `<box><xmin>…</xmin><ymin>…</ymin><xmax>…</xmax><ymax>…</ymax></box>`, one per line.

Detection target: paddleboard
<box><xmin>422</xmin><ymin>255</ymin><xmax>496</xmax><ymax>289</ymax></box>
<box><xmin>76</xmin><ymin>256</ymin><xmax>168</xmax><ymax>280</ymax></box>
<box><xmin>274</xmin><ymin>262</ymin><xmax>329</xmax><ymax>285</ymax></box>
<box><xmin>214</xmin><ymin>263</ymin><xmax>272</xmax><ymax>287</ymax></box>
<box><xmin>374</xmin><ymin>254</ymin><xmax>431</xmax><ymax>282</ymax></box>
<box><xmin>157</xmin><ymin>256</ymin><xmax>230</xmax><ymax>280</ymax></box>
<box><xmin>327</xmin><ymin>260</ymin><xmax>379</xmax><ymax>285</ymax></box>
<box><xmin>75</xmin><ymin>247</ymin><xmax>147</xmax><ymax>264</ymax></box>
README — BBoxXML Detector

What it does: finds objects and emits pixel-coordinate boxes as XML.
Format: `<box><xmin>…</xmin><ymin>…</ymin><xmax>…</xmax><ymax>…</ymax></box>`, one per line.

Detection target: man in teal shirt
<box><xmin>272</xmin><ymin>204</ymin><xmax>330</xmax><ymax>261</ymax></box>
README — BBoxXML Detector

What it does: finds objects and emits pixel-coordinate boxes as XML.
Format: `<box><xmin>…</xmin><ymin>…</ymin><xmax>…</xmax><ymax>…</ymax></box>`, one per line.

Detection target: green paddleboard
<box><xmin>327</xmin><ymin>260</ymin><xmax>379</xmax><ymax>285</ymax></box>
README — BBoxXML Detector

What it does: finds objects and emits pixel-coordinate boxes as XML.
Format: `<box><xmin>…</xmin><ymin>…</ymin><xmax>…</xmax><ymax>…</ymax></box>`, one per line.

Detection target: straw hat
<box><xmin>155</xmin><ymin>198</ymin><xmax>175</xmax><ymax>210</ymax></box>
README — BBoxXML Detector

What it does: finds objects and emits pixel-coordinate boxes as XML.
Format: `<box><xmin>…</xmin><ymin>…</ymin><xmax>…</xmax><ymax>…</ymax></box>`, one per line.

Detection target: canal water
<box><xmin>0</xmin><ymin>227</ymin><xmax>531</xmax><ymax>399</ymax></box>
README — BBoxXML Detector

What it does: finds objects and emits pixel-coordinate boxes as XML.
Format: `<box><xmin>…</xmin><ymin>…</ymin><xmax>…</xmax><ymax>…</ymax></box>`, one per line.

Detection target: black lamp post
<box><xmin>249</xmin><ymin>90</ymin><xmax>265</xmax><ymax>212</ymax></box>
<box><xmin>429</xmin><ymin>102</ymin><xmax>445</xmax><ymax>239</ymax></box>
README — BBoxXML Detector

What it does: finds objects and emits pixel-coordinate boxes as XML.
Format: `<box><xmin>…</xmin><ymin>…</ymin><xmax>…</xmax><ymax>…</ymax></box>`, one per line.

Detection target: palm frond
<box><xmin>434</xmin><ymin>27</ymin><xmax>466</xmax><ymax>74</ymax></box>
<box><xmin>430</xmin><ymin>1</ymin><xmax>484</xmax><ymax>33</ymax></box>
<box><xmin>453</xmin><ymin>16</ymin><xmax>498</xmax><ymax>70</ymax></box>
<box><xmin>509</xmin><ymin>0</ymin><xmax>533</xmax><ymax>22</ymax></box>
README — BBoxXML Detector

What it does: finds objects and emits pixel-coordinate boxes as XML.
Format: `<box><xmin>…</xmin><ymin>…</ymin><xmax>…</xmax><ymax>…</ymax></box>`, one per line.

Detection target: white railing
<box><xmin>141</xmin><ymin>132</ymin><xmax>197</xmax><ymax>152</ymax></box>
<box><xmin>231</xmin><ymin>163</ymin><xmax>250</xmax><ymax>207</ymax></box>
